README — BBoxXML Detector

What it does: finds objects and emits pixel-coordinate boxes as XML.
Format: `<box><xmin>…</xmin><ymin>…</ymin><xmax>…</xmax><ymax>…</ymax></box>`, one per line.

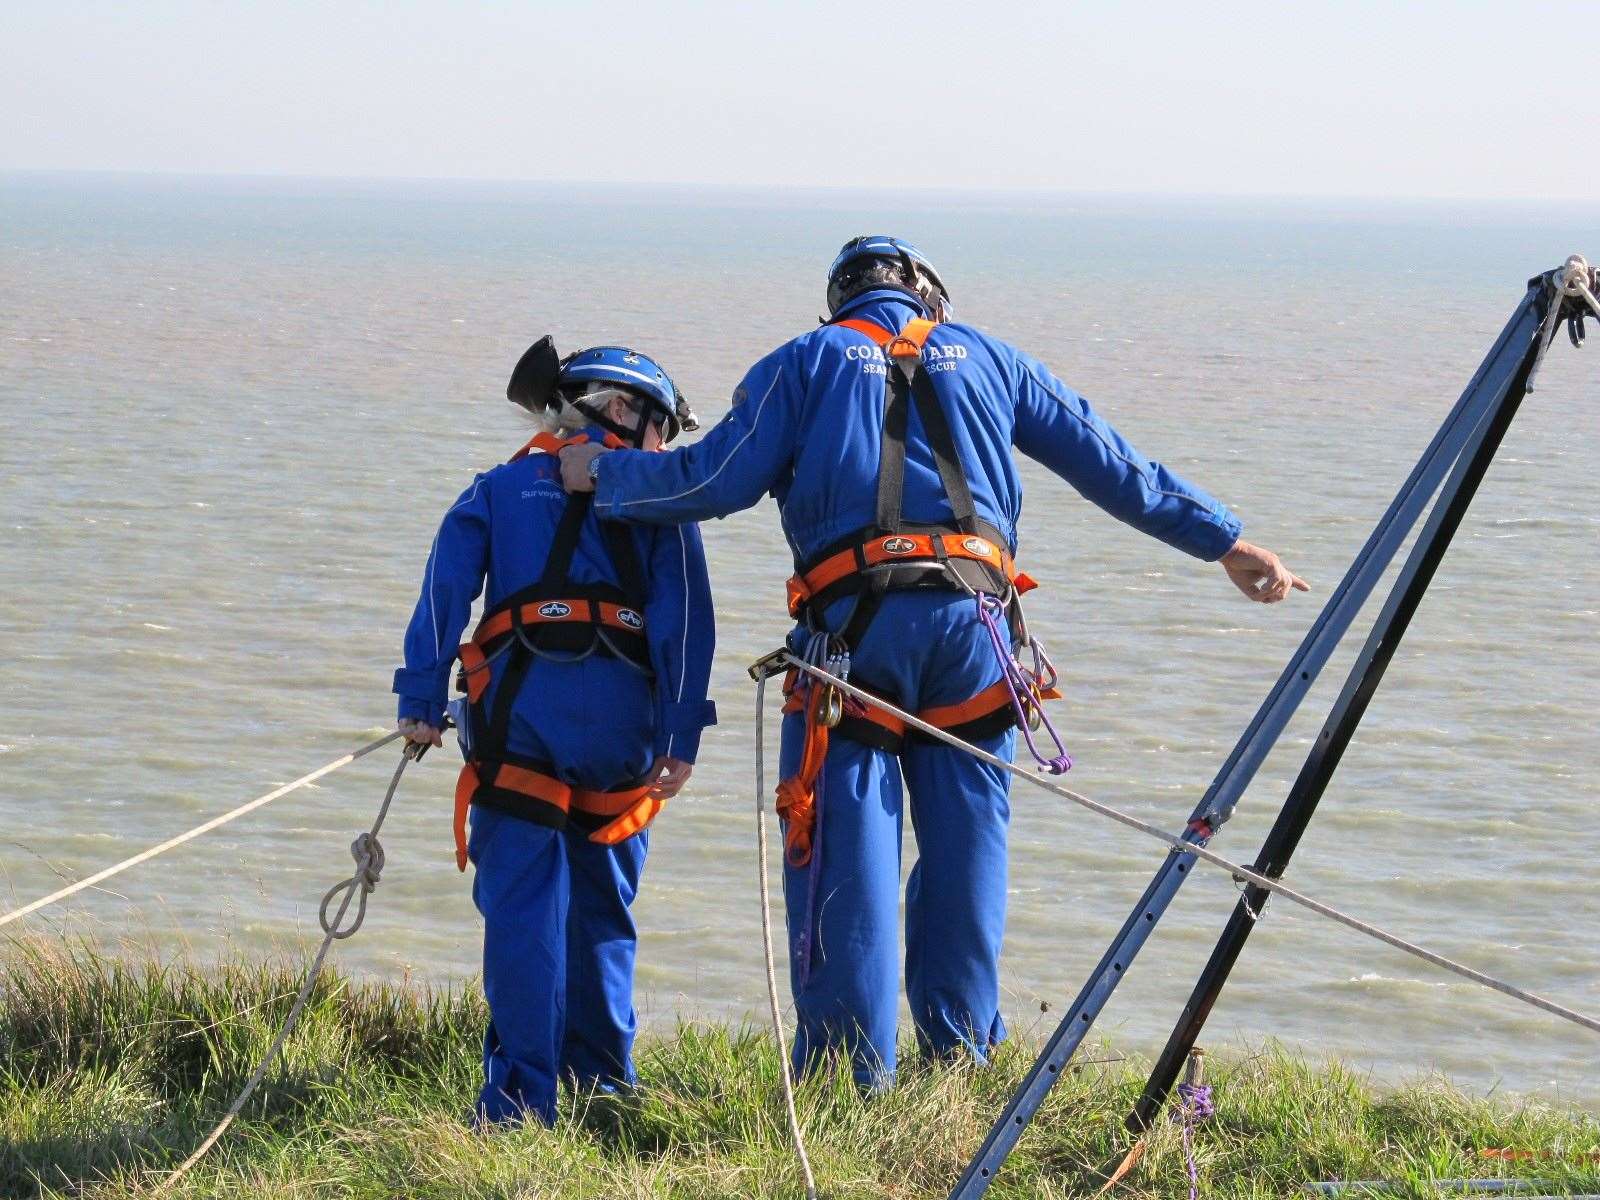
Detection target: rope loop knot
<box><xmin>318</xmin><ymin>831</ymin><xmax>386</xmax><ymax>940</ymax></box>
<box><xmin>1174</xmin><ymin>1081</ymin><xmax>1215</xmax><ymax>1121</ymax></box>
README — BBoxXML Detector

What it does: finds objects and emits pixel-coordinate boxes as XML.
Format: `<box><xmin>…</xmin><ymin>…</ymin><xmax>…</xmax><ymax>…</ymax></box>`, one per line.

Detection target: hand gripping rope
<box><xmin>0</xmin><ymin>732</ymin><xmax>404</xmax><ymax>933</ymax></box>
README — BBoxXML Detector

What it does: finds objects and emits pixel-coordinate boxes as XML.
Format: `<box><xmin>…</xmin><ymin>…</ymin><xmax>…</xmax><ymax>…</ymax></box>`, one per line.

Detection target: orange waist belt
<box><xmin>774</xmin><ymin>670</ymin><xmax>1060</xmax><ymax>868</ymax></box>
<box><xmin>787</xmin><ymin>531</ymin><xmax>1035</xmax><ymax>618</ymax></box>
<box><xmin>453</xmin><ymin>761</ymin><xmax>662</xmax><ymax>870</ymax></box>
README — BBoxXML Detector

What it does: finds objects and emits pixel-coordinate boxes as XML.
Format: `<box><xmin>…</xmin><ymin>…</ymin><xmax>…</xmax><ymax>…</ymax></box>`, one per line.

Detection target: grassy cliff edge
<box><xmin>2</xmin><ymin>939</ymin><xmax>1596</xmax><ymax>1199</ymax></box>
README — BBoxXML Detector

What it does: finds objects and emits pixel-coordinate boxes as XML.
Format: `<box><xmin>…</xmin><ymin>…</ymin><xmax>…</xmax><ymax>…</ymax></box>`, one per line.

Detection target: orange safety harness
<box><xmin>450</xmin><ymin>432</ymin><xmax>664</xmax><ymax>869</ymax></box>
<box><xmin>775</xmin><ymin>318</ymin><xmax>1061</xmax><ymax>866</ymax></box>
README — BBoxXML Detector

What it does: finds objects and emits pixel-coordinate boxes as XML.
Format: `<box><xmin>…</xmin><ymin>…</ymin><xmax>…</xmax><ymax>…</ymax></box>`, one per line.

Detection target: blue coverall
<box><xmin>395</xmin><ymin>424</ymin><xmax>717</xmax><ymax>1124</ymax></box>
<box><xmin>592</xmin><ymin>291</ymin><xmax>1241</xmax><ymax>1085</ymax></box>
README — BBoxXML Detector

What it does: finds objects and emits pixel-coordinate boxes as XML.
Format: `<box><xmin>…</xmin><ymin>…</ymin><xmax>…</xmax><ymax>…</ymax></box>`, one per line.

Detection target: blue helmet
<box><xmin>826</xmin><ymin>235</ymin><xmax>951</xmax><ymax>317</ymax></box>
<box><xmin>507</xmin><ymin>337</ymin><xmax>699</xmax><ymax>444</ymax></box>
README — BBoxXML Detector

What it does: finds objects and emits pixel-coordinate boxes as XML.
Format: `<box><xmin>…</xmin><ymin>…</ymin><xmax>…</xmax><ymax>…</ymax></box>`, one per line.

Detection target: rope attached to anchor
<box><xmin>778</xmin><ymin>653</ymin><xmax>1600</xmax><ymax>1040</ymax></box>
<box><xmin>1174</xmin><ymin>1081</ymin><xmax>1214</xmax><ymax>1200</ymax></box>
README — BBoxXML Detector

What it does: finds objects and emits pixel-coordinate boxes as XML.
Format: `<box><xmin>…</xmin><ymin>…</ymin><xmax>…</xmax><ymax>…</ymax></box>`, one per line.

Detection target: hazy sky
<box><xmin>3</xmin><ymin>1</ymin><xmax>1591</xmax><ymax>199</ymax></box>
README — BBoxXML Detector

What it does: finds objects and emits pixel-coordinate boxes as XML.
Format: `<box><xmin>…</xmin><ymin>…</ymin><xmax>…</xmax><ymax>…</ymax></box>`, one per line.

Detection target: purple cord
<box><xmin>1174</xmin><ymin>1082</ymin><xmax>1214</xmax><ymax>1200</ymax></box>
<box><xmin>974</xmin><ymin>593</ymin><xmax>1073</xmax><ymax>774</ymax></box>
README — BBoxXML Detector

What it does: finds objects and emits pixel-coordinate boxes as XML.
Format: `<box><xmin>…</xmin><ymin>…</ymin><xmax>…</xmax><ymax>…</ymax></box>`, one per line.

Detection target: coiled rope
<box><xmin>754</xmin><ymin>669</ymin><xmax>821</xmax><ymax>1200</ymax></box>
<box><xmin>777</xmin><ymin>653</ymin><xmax>1600</xmax><ymax>1039</ymax></box>
<box><xmin>149</xmin><ymin>741</ymin><xmax>417</xmax><ymax>1195</ymax></box>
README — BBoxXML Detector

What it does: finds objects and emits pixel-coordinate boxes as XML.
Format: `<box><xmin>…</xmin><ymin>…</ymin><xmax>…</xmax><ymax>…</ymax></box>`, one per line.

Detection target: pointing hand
<box><xmin>1220</xmin><ymin>539</ymin><xmax>1309</xmax><ymax>604</ymax></box>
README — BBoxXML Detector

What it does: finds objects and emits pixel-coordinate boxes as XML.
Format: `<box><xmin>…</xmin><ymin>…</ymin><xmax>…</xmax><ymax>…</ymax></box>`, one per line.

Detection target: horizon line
<box><xmin>0</xmin><ymin>166</ymin><xmax>1589</xmax><ymax>208</ymax></box>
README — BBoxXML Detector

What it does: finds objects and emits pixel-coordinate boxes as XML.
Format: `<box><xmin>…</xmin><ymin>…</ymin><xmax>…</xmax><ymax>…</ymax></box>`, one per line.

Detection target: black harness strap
<box><xmin>473</xmin><ymin>490</ymin><xmax>648</xmax><ymax>772</ymax></box>
<box><xmin>831</xmin><ymin>323</ymin><xmax>998</xmax><ymax>647</ymax></box>
<box><xmin>875</xmin><ymin>370</ymin><xmax>913</xmax><ymax>535</ymax></box>
<box><xmin>534</xmin><ymin>492</ymin><xmax>593</xmax><ymax>595</ymax></box>
<box><xmin>907</xmin><ymin>364</ymin><xmax>979</xmax><ymax>535</ymax></box>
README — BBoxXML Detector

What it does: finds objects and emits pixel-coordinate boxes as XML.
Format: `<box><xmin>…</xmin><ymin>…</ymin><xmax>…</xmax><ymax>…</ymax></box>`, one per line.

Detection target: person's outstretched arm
<box><xmin>559</xmin><ymin>347</ymin><xmax>803</xmax><ymax>524</ymax></box>
<box><xmin>1011</xmin><ymin>350</ymin><xmax>1306</xmax><ymax>603</ymax></box>
<box><xmin>640</xmin><ymin>521</ymin><xmax>718</xmax><ymax>798</ymax></box>
<box><xmin>392</xmin><ymin>475</ymin><xmax>491</xmax><ymax>745</ymax></box>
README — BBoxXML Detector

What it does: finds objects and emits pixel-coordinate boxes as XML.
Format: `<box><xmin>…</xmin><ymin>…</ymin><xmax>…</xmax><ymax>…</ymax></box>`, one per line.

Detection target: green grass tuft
<box><xmin>2</xmin><ymin>937</ymin><xmax>1596</xmax><ymax>1198</ymax></box>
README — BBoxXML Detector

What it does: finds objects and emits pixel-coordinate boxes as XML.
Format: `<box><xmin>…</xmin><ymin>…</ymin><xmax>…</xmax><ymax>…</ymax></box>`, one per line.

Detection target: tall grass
<box><xmin>2</xmin><ymin>937</ymin><xmax>1596</xmax><ymax>1198</ymax></box>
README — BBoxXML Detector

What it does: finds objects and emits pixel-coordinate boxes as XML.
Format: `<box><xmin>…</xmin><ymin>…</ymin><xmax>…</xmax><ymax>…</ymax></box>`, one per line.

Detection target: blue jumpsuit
<box><xmin>394</xmin><ymin>425</ymin><xmax>717</xmax><ymax>1124</ymax></box>
<box><xmin>592</xmin><ymin>291</ymin><xmax>1241</xmax><ymax>1086</ymax></box>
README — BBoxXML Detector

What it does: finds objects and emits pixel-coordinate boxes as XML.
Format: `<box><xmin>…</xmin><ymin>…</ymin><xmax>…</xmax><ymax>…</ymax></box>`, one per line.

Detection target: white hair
<box><xmin>525</xmin><ymin>383</ymin><xmax>642</xmax><ymax>434</ymax></box>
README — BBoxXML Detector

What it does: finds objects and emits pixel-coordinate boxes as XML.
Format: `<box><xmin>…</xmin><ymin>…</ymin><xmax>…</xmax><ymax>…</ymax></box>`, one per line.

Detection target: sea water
<box><xmin>1</xmin><ymin>173</ymin><xmax>1595</xmax><ymax>1105</ymax></box>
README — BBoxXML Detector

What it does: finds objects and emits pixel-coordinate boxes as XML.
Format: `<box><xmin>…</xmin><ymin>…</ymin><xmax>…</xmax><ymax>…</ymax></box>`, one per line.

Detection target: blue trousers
<box><xmin>780</xmin><ymin>590</ymin><xmax>1017</xmax><ymax>1087</ymax></box>
<box><xmin>469</xmin><ymin>806</ymin><xmax>649</xmax><ymax>1125</ymax></box>
<box><xmin>463</xmin><ymin>652</ymin><xmax>656</xmax><ymax>1124</ymax></box>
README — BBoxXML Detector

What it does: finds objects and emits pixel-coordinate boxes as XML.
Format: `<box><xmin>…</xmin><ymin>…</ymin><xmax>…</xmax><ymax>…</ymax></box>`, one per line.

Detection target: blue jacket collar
<box><xmin>831</xmin><ymin>288</ymin><xmax>931</xmax><ymax>330</ymax></box>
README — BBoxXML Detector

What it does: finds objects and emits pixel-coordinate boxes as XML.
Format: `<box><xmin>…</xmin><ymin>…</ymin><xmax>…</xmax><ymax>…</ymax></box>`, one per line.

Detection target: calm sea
<box><xmin>1</xmin><ymin>173</ymin><xmax>1595</xmax><ymax>1106</ymax></box>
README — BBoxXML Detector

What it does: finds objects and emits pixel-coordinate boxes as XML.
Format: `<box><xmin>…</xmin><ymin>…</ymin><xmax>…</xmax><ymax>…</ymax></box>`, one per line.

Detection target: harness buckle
<box><xmin>747</xmin><ymin>647</ymin><xmax>791</xmax><ymax>682</ymax></box>
<box><xmin>886</xmin><ymin>336</ymin><xmax>922</xmax><ymax>379</ymax></box>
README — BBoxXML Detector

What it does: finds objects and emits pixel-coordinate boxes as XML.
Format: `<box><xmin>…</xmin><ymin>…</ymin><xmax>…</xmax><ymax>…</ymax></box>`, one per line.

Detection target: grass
<box><xmin>2</xmin><ymin>937</ymin><xmax>1598</xmax><ymax>1199</ymax></box>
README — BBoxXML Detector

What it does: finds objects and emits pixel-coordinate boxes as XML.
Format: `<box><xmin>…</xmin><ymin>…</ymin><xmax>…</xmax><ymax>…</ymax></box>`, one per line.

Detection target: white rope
<box><xmin>778</xmin><ymin>654</ymin><xmax>1600</xmax><ymax>1039</ymax></box>
<box><xmin>0</xmin><ymin>731</ymin><xmax>402</xmax><ymax>930</ymax></box>
<box><xmin>1529</xmin><ymin>254</ymin><xmax>1597</xmax><ymax>390</ymax></box>
<box><xmin>1560</xmin><ymin>254</ymin><xmax>1600</xmax><ymax>320</ymax></box>
<box><xmin>754</xmin><ymin>672</ymin><xmax>820</xmax><ymax>1200</ymax></box>
<box><xmin>149</xmin><ymin>742</ymin><xmax>415</xmax><ymax>1195</ymax></box>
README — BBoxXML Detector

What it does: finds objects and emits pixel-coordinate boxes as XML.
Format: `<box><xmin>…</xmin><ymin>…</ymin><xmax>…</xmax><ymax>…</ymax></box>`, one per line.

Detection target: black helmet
<box><xmin>826</xmin><ymin>236</ymin><xmax>951</xmax><ymax>317</ymax></box>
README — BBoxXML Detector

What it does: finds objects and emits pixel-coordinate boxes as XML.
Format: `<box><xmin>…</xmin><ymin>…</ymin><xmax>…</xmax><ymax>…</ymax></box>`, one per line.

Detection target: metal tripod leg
<box><xmin>1124</xmin><ymin>295</ymin><xmax>1547</xmax><ymax>1132</ymax></box>
<box><xmin>945</xmin><ymin>280</ymin><xmax>1551</xmax><ymax>1199</ymax></box>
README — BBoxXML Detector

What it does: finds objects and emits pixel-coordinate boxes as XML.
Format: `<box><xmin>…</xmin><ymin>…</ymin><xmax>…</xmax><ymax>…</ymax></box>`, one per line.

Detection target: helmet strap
<box><xmin>573</xmin><ymin>391</ymin><xmax>658</xmax><ymax>449</ymax></box>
